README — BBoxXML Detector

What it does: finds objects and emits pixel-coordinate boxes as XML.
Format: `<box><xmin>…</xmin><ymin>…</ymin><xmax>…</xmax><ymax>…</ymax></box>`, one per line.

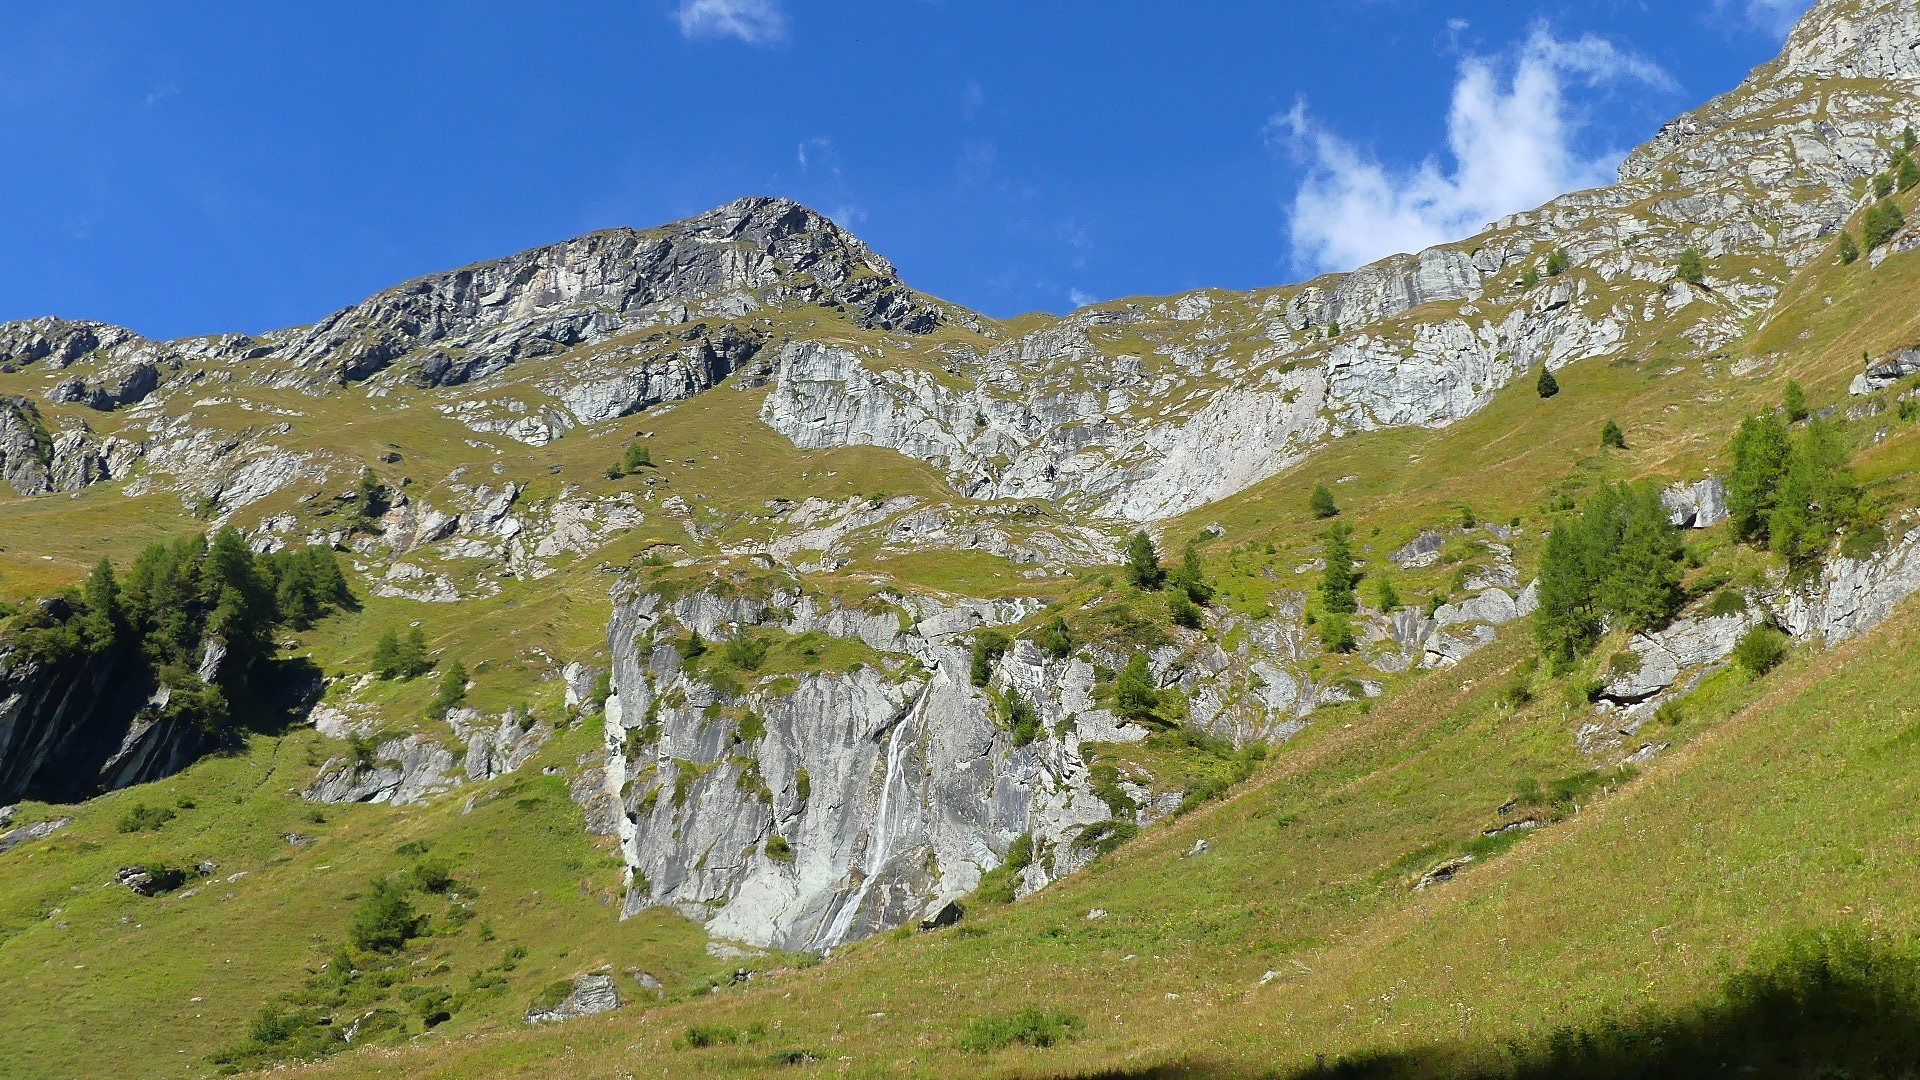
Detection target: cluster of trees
<box><xmin>16</xmin><ymin>531</ymin><xmax>352</xmax><ymax>736</ymax></box>
<box><xmin>604</xmin><ymin>443</ymin><xmax>656</xmax><ymax>480</ymax></box>
<box><xmin>371</xmin><ymin>626</ymin><xmax>435</xmax><ymax>680</ymax></box>
<box><xmin>1727</xmin><ymin>411</ymin><xmax>1867</xmax><ymax>566</ymax></box>
<box><xmin>1124</xmin><ymin>531</ymin><xmax>1213</xmax><ymax>628</ymax></box>
<box><xmin>1533</xmin><ymin>482</ymin><xmax>1686</xmax><ymax>666</ymax></box>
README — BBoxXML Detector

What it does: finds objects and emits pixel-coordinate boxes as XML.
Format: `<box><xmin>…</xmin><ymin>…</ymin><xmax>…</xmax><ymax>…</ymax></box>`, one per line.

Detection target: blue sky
<box><xmin>0</xmin><ymin>0</ymin><xmax>1812</xmax><ymax>339</ymax></box>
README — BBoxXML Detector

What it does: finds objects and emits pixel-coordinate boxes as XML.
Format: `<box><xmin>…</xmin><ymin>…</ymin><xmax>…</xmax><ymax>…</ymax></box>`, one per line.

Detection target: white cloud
<box><xmin>796</xmin><ymin>136</ymin><xmax>839</xmax><ymax>177</ymax></box>
<box><xmin>674</xmin><ymin>0</ymin><xmax>786</xmax><ymax>46</ymax></box>
<box><xmin>1274</xmin><ymin>26</ymin><xmax>1674</xmax><ymax>275</ymax></box>
<box><xmin>1714</xmin><ymin>0</ymin><xmax>1814</xmax><ymax>39</ymax></box>
<box><xmin>1068</xmin><ymin>288</ymin><xmax>1097</xmax><ymax>309</ymax></box>
<box><xmin>961</xmin><ymin>80</ymin><xmax>985</xmax><ymax>120</ymax></box>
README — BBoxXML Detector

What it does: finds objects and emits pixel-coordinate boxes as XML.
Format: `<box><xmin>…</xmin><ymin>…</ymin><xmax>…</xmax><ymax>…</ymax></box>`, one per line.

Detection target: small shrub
<box><xmin>765</xmin><ymin>834</ymin><xmax>794</xmax><ymax>862</ymax></box>
<box><xmin>408</xmin><ymin>858</ymin><xmax>455</xmax><ymax>894</ymax></box>
<box><xmin>1168</xmin><ymin>590</ymin><xmax>1202</xmax><ymax>628</ymax></box>
<box><xmin>976</xmin><ymin>833</ymin><xmax>1032</xmax><ymax>904</ymax></box>
<box><xmin>722</xmin><ymin>634</ymin><xmax>770</xmax><ymax>671</ymax></box>
<box><xmin>1706</xmin><ymin>588</ymin><xmax>1749</xmax><ymax>617</ymax></box>
<box><xmin>1865</xmin><ymin>199</ymin><xmax>1906</xmax><ymax>250</ymax></box>
<box><xmin>1839</xmin><ymin>230</ymin><xmax>1861</xmax><ymax>265</ymax></box>
<box><xmin>1546</xmin><ymin>248</ymin><xmax>1571</xmax><ymax>276</ymax></box>
<box><xmin>115</xmin><ymin>803</ymin><xmax>176</xmax><ymax>833</ymax></box>
<box><xmin>958</xmin><ymin>1006</ymin><xmax>1085</xmax><ymax>1052</ymax></box>
<box><xmin>1309</xmin><ymin>484</ymin><xmax>1340</xmax><ymax>519</ymax></box>
<box><xmin>1600</xmin><ymin>420</ymin><xmax>1625</xmax><ymax>448</ymax></box>
<box><xmin>348</xmin><ymin>878</ymin><xmax>422</xmax><ymax>953</ymax></box>
<box><xmin>970</xmin><ymin>629</ymin><xmax>1012</xmax><ymax>688</ymax></box>
<box><xmin>1536</xmin><ymin>366</ymin><xmax>1559</xmax><ymax>399</ymax></box>
<box><xmin>1677</xmin><ymin>248</ymin><xmax>1707</xmax><ymax>286</ymax></box>
<box><xmin>1319</xmin><ymin>612</ymin><xmax>1356</xmax><ymax>654</ymax></box>
<box><xmin>1733</xmin><ymin>625</ymin><xmax>1790</xmax><ymax>676</ymax></box>
<box><xmin>1035</xmin><ymin>615</ymin><xmax>1073</xmax><ymax>659</ymax></box>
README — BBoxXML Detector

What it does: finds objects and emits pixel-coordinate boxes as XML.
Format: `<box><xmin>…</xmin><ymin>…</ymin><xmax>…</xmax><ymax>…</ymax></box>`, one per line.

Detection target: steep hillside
<box><xmin>2</xmin><ymin>0</ymin><xmax>1920</xmax><ymax>1077</ymax></box>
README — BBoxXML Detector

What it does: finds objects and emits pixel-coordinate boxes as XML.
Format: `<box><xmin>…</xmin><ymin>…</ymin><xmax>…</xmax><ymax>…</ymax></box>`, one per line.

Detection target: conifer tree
<box><xmin>1125</xmin><ymin>531</ymin><xmax>1165</xmax><ymax>590</ymax></box>
<box><xmin>1537</xmin><ymin>365</ymin><xmax>1560</xmax><ymax>399</ymax></box>
<box><xmin>1309</xmin><ymin>484</ymin><xmax>1339</xmax><ymax>519</ymax></box>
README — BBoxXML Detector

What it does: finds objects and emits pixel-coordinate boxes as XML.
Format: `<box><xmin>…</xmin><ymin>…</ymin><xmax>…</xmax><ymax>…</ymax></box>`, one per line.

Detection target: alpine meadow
<box><xmin>10</xmin><ymin>2</ymin><xmax>1920</xmax><ymax>1078</ymax></box>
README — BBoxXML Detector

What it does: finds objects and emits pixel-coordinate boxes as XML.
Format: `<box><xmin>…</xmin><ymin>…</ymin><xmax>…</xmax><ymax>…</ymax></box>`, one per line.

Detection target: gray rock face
<box><xmin>0</xmin><ymin>636</ymin><xmax>206</xmax><ymax>804</ymax></box>
<box><xmin>276</xmin><ymin>196</ymin><xmax>942</xmax><ymax>389</ymax></box>
<box><xmin>1783</xmin><ymin>517</ymin><xmax>1920</xmax><ymax>644</ymax></box>
<box><xmin>525</xmin><ymin>973</ymin><xmax>621</xmax><ymax>1024</ymax></box>
<box><xmin>0</xmin><ymin>317</ymin><xmax>184</xmax><ymax>410</ymax></box>
<box><xmin>0</xmin><ymin>815</ymin><xmax>72</xmax><ymax>855</ymax></box>
<box><xmin>1850</xmin><ymin>347</ymin><xmax>1920</xmax><ymax>396</ymax></box>
<box><xmin>1662</xmin><ymin>477</ymin><xmax>1730</xmax><ymax>529</ymax></box>
<box><xmin>601</xmin><ymin>583</ymin><xmax>1139</xmax><ymax>951</ymax></box>
<box><xmin>303</xmin><ymin>708</ymin><xmax>550</xmax><ymax>806</ymax></box>
<box><xmin>0</xmin><ymin>396</ymin><xmax>53</xmax><ymax>496</ymax></box>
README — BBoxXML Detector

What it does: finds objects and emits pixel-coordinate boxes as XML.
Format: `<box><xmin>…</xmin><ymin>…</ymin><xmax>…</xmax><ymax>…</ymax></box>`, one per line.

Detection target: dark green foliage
<box><xmin>681</xmin><ymin>1022</ymin><xmax>769</xmax><ymax>1048</ymax></box>
<box><xmin>1545</xmin><ymin>248</ymin><xmax>1571</xmax><ymax>276</ymax></box>
<box><xmin>116</xmin><ymin>802</ymin><xmax>176</xmax><ymax>833</ymax></box>
<box><xmin>1168</xmin><ymin>589</ymin><xmax>1203</xmax><ymax>628</ymax></box>
<box><xmin>429</xmin><ymin>661</ymin><xmax>467</xmax><ymax>717</ymax></box>
<box><xmin>677</xmin><ymin>629</ymin><xmax>707</xmax><ymax>660</ymax></box>
<box><xmin>1875</xmin><ymin>171</ymin><xmax>1895</xmax><ymax>199</ymax></box>
<box><xmin>1899</xmin><ymin>151</ymin><xmax>1920</xmax><ymax>193</ymax></box>
<box><xmin>606</xmin><ymin>443</ymin><xmax>655</xmax><ymax>478</ymax></box>
<box><xmin>1769</xmin><ymin>420</ymin><xmax>1864</xmax><ymax>567</ymax></box>
<box><xmin>1533</xmin><ymin>483</ymin><xmax>1685</xmax><ymax>664</ymax></box>
<box><xmin>1319</xmin><ymin>612</ymin><xmax>1357</xmax><ymax>654</ymax></box>
<box><xmin>1114</xmin><ymin>653</ymin><xmax>1158</xmax><ymax>722</ymax></box>
<box><xmin>372</xmin><ymin>626</ymin><xmax>434</xmax><ymax>680</ymax></box>
<box><xmin>958</xmin><ymin>1006</ymin><xmax>1085</xmax><ymax>1052</ymax></box>
<box><xmin>20</xmin><ymin>532</ymin><xmax>351</xmax><ymax>740</ymax></box>
<box><xmin>1309</xmin><ymin>483</ymin><xmax>1340</xmax><ymax>519</ymax></box>
<box><xmin>1727</xmin><ymin>412</ymin><xmax>1794</xmax><ymax>544</ymax></box>
<box><xmin>1676</xmin><ymin>248</ymin><xmax>1706</xmax><ymax>285</ymax></box>
<box><xmin>1519</xmin><ymin>267</ymin><xmax>1540</xmax><ymax>291</ymax></box>
<box><xmin>1004</xmin><ymin>691</ymin><xmax>1042</xmax><ymax>747</ymax></box>
<box><xmin>721</xmin><ymin>634</ymin><xmax>770</xmax><ymax>671</ymax></box>
<box><xmin>1034</xmin><ymin>615</ymin><xmax>1073</xmax><ymax>659</ymax></box>
<box><xmin>407</xmin><ymin>858</ymin><xmax>455</xmax><ymax>895</ymax></box>
<box><xmin>1905</xmin><ymin>126</ymin><xmax>1918</xmax><ymax>153</ymax></box>
<box><xmin>1167</xmin><ymin>542</ymin><xmax>1213</xmax><ymax>604</ymax></box>
<box><xmin>1599</xmin><ymin>420</ymin><xmax>1625</xmax><ymax>449</ymax></box>
<box><xmin>1839</xmin><ymin>229</ymin><xmax>1861</xmax><ymax>264</ymax></box>
<box><xmin>1070</xmin><ymin>819</ymin><xmax>1139</xmax><ymax>857</ymax></box>
<box><xmin>1782</xmin><ymin>378</ymin><xmax>1808</xmax><ymax>423</ymax></box>
<box><xmin>1536</xmin><ymin>365</ymin><xmax>1559</xmax><ymax>399</ymax></box>
<box><xmin>1319</xmin><ymin>524</ymin><xmax>1358</xmax><ymax>616</ymax></box>
<box><xmin>975</xmin><ymin>833</ymin><xmax>1032</xmax><ymax>904</ymax></box>
<box><xmin>79</xmin><ymin>558</ymin><xmax>123</xmax><ymax>651</ymax></box>
<box><xmin>348</xmin><ymin>878</ymin><xmax>422</xmax><ymax>953</ymax></box>
<box><xmin>353</xmin><ymin>469</ymin><xmax>387</xmax><ymax>520</ymax></box>
<box><xmin>1865</xmin><ymin>198</ymin><xmax>1906</xmax><ymax>249</ymax></box>
<box><xmin>1706</xmin><ymin>587</ymin><xmax>1749</xmax><ymax>617</ymax></box>
<box><xmin>970</xmin><ymin>629</ymin><xmax>1011</xmax><ymax>687</ymax></box>
<box><xmin>1372</xmin><ymin>577</ymin><xmax>1401</xmax><ymax>613</ymax></box>
<box><xmin>1124</xmin><ymin>530</ymin><xmax>1165</xmax><ymax>589</ymax></box>
<box><xmin>1734</xmin><ymin>625</ymin><xmax>1790</xmax><ymax>676</ymax></box>
<box><xmin>765</xmin><ymin>834</ymin><xmax>793</xmax><ymax>862</ymax></box>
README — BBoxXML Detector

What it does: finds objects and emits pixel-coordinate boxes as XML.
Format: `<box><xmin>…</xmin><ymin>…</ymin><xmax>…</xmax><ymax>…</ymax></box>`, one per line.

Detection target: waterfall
<box><xmin>815</xmin><ymin>686</ymin><xmax>927</xmax><ymax>948</ymax></box>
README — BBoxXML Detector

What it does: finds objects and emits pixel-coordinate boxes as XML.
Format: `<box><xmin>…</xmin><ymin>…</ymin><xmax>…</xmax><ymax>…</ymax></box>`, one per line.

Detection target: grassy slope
<box><xmin>0</xmin><ymin>192</ymin><xmax>1916</xmax><ymax>1079</ymax></box>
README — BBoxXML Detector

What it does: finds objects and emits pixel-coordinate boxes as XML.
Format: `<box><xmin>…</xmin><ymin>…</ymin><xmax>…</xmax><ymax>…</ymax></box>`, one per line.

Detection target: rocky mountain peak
<box><xmin>274</xmin><ymin>195</ymin><xmax>945</xmax><ymax>390</ymax></box>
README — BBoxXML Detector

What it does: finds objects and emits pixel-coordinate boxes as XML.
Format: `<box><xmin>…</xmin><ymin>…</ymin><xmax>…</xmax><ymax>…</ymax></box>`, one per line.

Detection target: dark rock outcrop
<box><xmin>0</xmin><ymin>639</ymin><xmax>203</xmax><ymax>805</ymax></box>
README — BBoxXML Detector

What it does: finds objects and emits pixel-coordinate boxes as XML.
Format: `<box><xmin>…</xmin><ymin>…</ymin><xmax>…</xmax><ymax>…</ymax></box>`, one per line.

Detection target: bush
<box><xmin>116</xmin><ymin>803</ymin><xmax>176</xmax><ymax>833</ymax></box>
<box><xmin>1864</xmin><ymin>199</ymin><xmax>1906</xmax><ymax>250</ymax></box>
<box><xmin>408</xmin><ymin>858</ymin><xmax>455</xmax><ymax>894</ymax></box>
<box><xmin>975</xmin><ymin>833</ymin><xmax>1032</xmax><ymax>904</ymax></box>
<box><xmin>765</xmin><ymin>834</ymin><xmax>794</xmax><ymax>862</ymax></box>
<box><xmin>1114</xmin><ymin>654</ymin><xmax>1159</xmax><ymax>722</ymax></box>
<box><xmin>1168</xmin><ymin>590</ymin><xmax>1202</xmax><ymax>628</ymax></box>
<box><xmin>1733</xmin><ymin>625</ymin><xmax>1790</xmax><ymax>676</ymax></box>
<box><xmin>958</xmin><ymin>1006</ymin><xmax>1085</xmax><ymax>1052</ymax></box>
<box><xmin>1546</xmin><ymin>248</ymin><xmax>1571</xmax><ymax>276</ymax></box>
<box><xmin>1839</xmin><ymin>230</ymin><xmax>1861</xmax><ymax>265</ymax></box>
<box><xmin>1319</xmin><ymin>612</ymin><xmax>1356</xmax><ymax>654</ymax></box>
<box><xmin>1783</xmin><ymin>379</ymin><xmax>1809</xmax><ymax>423</ymax></box>
<box><xmin>1600</xmin><ymin>420</ymin><xmax>1625</xmax><ymax>448</ymax></box>
<box><xmin>1319</xmin><ymin>524</ymin><xmax>1358</xmax><ymax>615</ymax></box>
<box><xmin>969</xmin><ymin>629</ymin><xmax>1011</xmax><ymax>688</ymax></box>
<box><xmin>722</xmin><ymin>634</ymin><xmax>770</xmax><ymax>671</ymax></box>
<box><xmin>348</xmin><ymin>878</ymin><xmax>422</xmax><ymax>953</ymax></box>
<box><xmin>1706</xmin><ymin>587</ymin><xmax>1749</xmax><ymax>617</ymax></box>
<box><xmin>429</xmin><ymin>660</ymin><xmax>468</xmax><ymax>717</ymax></box>
<box><xmin>1309</xmin><ymin>483</ymin><xmax>1340</xmax><ymax>519</ymax></box>
<box><xmin>1034</xmin><ymin>615</ymin><xmax>1073</xmax><ymax>659</ymax></box>
<box><xmin>1677</xmin><ymin>248</ymin><xmax>1707</xmax><ymax>285</ymax></box>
